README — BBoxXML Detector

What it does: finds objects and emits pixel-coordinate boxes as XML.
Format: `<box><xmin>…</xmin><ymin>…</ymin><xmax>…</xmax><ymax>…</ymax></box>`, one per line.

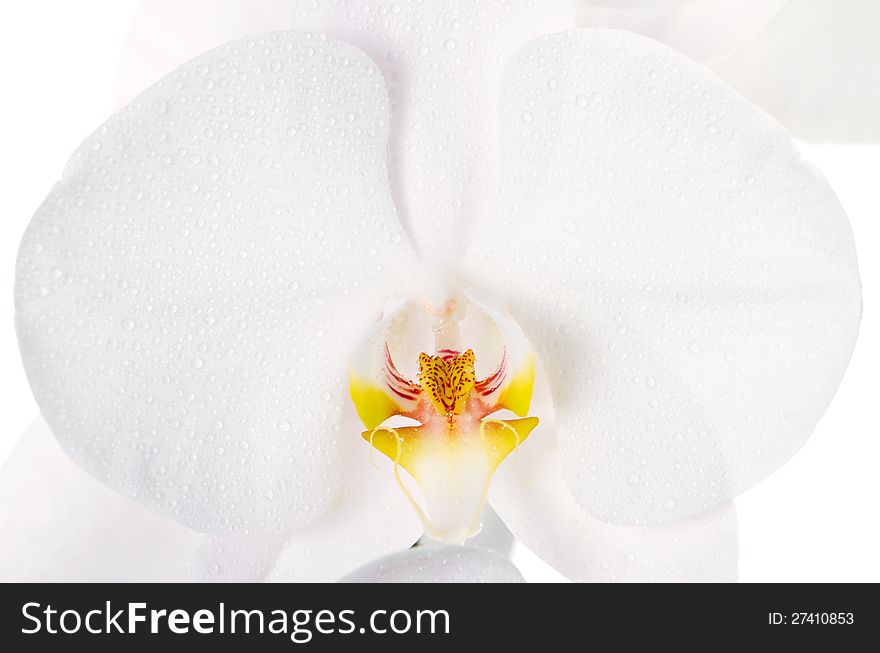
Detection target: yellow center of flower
<box><xmin>349</xmin><ymin>344</ymin><xmax>538</xmax><ymax>544</ymax></box>
<box><xmin>418</xmin><ymin>350</ymin><xmax>476</xmax><ymax>420</ymax></box>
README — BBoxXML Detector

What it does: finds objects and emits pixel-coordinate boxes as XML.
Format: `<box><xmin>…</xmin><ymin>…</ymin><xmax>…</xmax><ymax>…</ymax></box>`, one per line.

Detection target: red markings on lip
<box><xmin>382</xmin><ymin>342</ymin><xmax>421</xmax><ymax>401</ymax></box>
<box><xmin>436</xmin><ymin>348</ymin><xmax>461</xmax><ymax>361</ymax></box>
<box><xmin>382</xmin><ymin>342</ymin><xmax>510</xmax><ymax>405</ymax></box>
<box><xmin>475</xmin><ymin>348</ymin><xmax>508</xmax><ymax>396</ymax></box>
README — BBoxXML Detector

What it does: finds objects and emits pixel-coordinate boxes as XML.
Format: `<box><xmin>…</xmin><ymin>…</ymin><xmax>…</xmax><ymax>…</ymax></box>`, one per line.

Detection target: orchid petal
<box><xmin>576</xmin><ymin>1</ymin><xmax>786</xmax><ymax>62</ymax></box>
<box><xmin>0</xmin><ymin>418</ymin><xmax>281</xmax><ymax>581</ymax></box>
<box><xmin>288</xmin><ymin>1</ymin><xmax>575</xmax><ymax>260</ymax></box>
<box><xmin>340</xmin><ymin>544</ymin><xmax>524</xmax><ymax>583</ymax></box>
<box><xmin>467</xmin><ymin>29</ymin><xmax>861</xmax><ymax>526</ymax></box>
<box><xmin>712</xmin><ymin>0</ymin><xmax>880</xmax><ymax>142</ymax></box>
<box><xmin>490</xmin><ymin>375</ymin><xmax>737</xmax><ymax>581</ymax></box>
<box><xmin>15</xmin><ymin>33</ymin><xmax>413</xmax><ymax>535</ymax></box>
<box><xmin>1</xmin><ymin>418</ymin><xmax>417</xmax><ymax>582</ymax></box>
<box><xmin>198</xmin><ymin>428</ymin><xmax>422</xmax><ymax>581</ymax></box>
<box><xmin>120</xmin><ymin>0</ymin><xmax>576</xmax><ymax>258</ymax></box>
<box><xmin>265</xmin><ymin>407</ymin><xmax>422</xmax><ymax>581</ymax></box>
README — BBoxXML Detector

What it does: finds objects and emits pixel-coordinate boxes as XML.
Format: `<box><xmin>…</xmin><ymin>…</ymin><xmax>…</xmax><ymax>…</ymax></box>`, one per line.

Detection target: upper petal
<box><xmin>466</xmin><ymin>29</ymin><xmax>861</xmax><ymax>525</ymax></box>
<box><xmin>288</xmin><ymin>0</ymin><xmax>575</xmax><ymax>260</ymax></box>
<box><xmin>119</xmin><ymin>1</ymin><xmax>576</xmax><ymax>259</ymax></box>
<box><xmin>15</xmin><ymin>32</ymin><xmax>413</xmax><ymax>534</ymax></box>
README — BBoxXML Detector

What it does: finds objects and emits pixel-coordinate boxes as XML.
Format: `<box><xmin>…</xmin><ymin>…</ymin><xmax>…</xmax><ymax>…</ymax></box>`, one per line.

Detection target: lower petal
<box><xmin>340</xmin><ymin>544</ymin><xmax>524</xmax><ymax>583</ymax></box>
<box><xmin>266</xmin><ymin>410</ymin><xmax>423</xmax><ymax>582</ymax></box>
<box><xmin>0</xmin><ymin>418</ymin><xmax>280</xmax><ymax>581</ymax></box>
<box><xmin>490</xmin><ymin>421</ymin><xmax>738</xmax><ymax>582</ymax></box>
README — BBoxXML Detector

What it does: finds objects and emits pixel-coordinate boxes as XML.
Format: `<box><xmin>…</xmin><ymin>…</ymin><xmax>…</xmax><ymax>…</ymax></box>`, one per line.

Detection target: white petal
<box><xmin>466</xmin><ymin>29</ymin><xmax>861</xmax><ymax>525</ymax></box>
<box><xmin>712</xmin><ymin>0</ymin><xmax>880</xmax><ymax>142</ymax></box>
<box><xmin>266</xmin><ymin>406</ymin><xmax>422</xmax><ymax>582</ymax></box>
<box><xmin>116</xmin><ymin>0</ymin><xmax>297</xmax><ymax>106</ymax></box>
<box><xmin>490</xmin><ymin>378</ymin><xmax>738</xmax><ymax>581</ymax></box>
<box><xmin>576</xmin><ymin>1</ymin><xmax>786</xmax><ymax>62</ymax></box>
<box><xmin>340</xmin><ymin>544</ymin><xmax>524</xmax><ymax>583</ymax></box>
<box><xmin>0</xmin><ymin>418</ymin><xmax>280</xmax><ymax>582</ymax></box>
<box><xmin>288</xmin><ymin>1</ymin><xmax>575</xmax><ymax>259</ymax></box>
<box><xmin>16</xmin><ymin>33</ymin><xmax>413</xmax><ymax>535</ymax></box>
<box><xmin>120</xmin><ymin>1</ymin><xmax>576</xmax><ymax>258</ymax></box>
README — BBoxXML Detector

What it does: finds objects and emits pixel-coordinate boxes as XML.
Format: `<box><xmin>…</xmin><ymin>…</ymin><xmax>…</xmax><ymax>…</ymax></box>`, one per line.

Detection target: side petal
<box><xmin>712</xmin><ymin>0</ymin><xmax>880</xmax><ymax>142</ymax></box>
<box><xmin>0</xmin><ymin>418</ymin><xmax>281</xmax><ymax>582</ymax></box>
<box><xmin>340</xmin><ymin>545</ymin><xmax>524</xmax><ymax>583</ymax></box>
<box><xmin>576</xmin><ymin>1</ymin><xmax>786</xmax><ymax>62</ymax></box>
<box><xmin>16</xmin><ymin>33</ymin><xmax>413</xmax><ymax>535</ymax></box>
<box><xmin>466</xmin><ymin>29</ymin><xmax>861</xmax><ymax>525</ymax></box>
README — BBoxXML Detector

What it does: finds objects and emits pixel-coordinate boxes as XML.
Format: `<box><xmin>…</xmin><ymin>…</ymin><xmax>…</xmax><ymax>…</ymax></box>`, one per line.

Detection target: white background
<box><xmin>0</xmin><ymin>1</ymin><xmax>876</xmax><ymax>582</ymax></box>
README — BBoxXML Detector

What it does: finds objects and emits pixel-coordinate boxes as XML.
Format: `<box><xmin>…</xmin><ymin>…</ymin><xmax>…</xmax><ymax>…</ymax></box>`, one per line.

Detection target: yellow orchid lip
<box><xmin>350</xmin><ymin>344</ymin><xmax>538</xmax><ymax>544</ymax></box>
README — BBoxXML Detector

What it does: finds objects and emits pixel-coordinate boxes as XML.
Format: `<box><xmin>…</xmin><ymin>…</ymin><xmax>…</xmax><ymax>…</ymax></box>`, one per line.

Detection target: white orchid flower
<box><xmin>3</xmin><ymin>2</ymin><xmax>861</xmax><ymax>583</ymax></box>
<box><xmin>575</xmin><ymin>0</ymin><xmax>880</xmax><ymax>142</ymax></box>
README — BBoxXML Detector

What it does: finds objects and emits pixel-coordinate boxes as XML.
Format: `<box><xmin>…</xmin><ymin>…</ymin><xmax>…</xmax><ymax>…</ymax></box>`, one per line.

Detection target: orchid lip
<box><xmin>349</xmin><ymin>293</ymin><xmax>538</xmax><ymax>544</ymax></box>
